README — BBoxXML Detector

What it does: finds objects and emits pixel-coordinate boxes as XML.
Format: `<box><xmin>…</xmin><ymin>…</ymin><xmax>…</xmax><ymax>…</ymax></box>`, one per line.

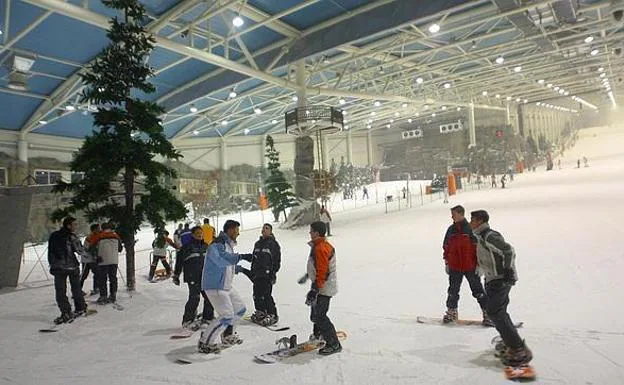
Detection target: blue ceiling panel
<box><xmin>26</xmin><ymin>76</ymin><xmax>64</xmax><ymax>95</ymax></box>
<box><xmin>140</xmin><ymin>0</ymin><xmax>184</xmax><ymax>16</ymax></box>
<box><xmin>163</xmin><ymin>115</ymin><xmax>196</xmax><ymax>138</ymax></box>
<box><xmin>239</xmin><ymin>25</ymin><xmax>284</xmax><ymax>52</ymax></box>
<box><xmin>148</xmin><ymin>47</ymin><xmax>186</xmax><ymax>71</ymax></box>
<box><xmin>33</xmin><ymin>112</ymin><xmax>95</xmax><ymax>138</ymax></box>
<box><xmin>66</xmin><ymin>0</ymin><xmax>120</xmax><ymax>19</ymax></box>
<box><xmin>31</xmin><ymin>57</ymin><xmax>80</xmax><ymax>79</ymax></box>
<box><xmin>281</xmin><ymin>2</ymin><xmax>344</xmax><ymax>30</ymax></box>
<box><xmin>15</xmin><ymin>14</ymin><xmax>109</xmax><ymax>63</ymax></box>
<box><xmin>0</xmin><ymin>93</ymin><xmax>41</xmax><ymax>130</ymax></box>
<box><xmin>6</xmin><ymin>1</ymin><xmax>48</xmax><ymax>39</ymax></box>
<box><xmin>156</xmin><ymin>58</ymin><xmax>217</xmax><ymax>89</ymax></box>
<box><xmin>247</xmin><ymin>0</ymin><xmax>303</xmax><ymax>14</ymax></box>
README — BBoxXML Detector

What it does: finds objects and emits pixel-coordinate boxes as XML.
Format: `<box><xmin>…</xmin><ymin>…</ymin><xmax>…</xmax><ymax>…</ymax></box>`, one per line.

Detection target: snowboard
<box><xmin>90</xmin><ymin>300</ymin><xmax>124</xmax><ymax>311</ymax></box>
<box><xmin>417</xmin><ymin>316</ymin><xmax>523</xmax><ymax>328</ymax></box>
<box><xmin>39</xmin><ymin>309</ymin><xmax>98</xmax><ymax>333</ymax></box>
<box><xmin>254</xmin><ymin>330</ymin><xmax>347</xmax><ymax>363</ymax></box>
<box><xmin>242</xmin><ymin>314</ymin><xmax>290</xmax><ymax>332</ymax></box>
<box><xmin>491</xmin><ymin>336</ymin><xmax>536</xmax><ymax>381</ymax></box>
<box><xmin>171</xmin><ymin>319</ymin><xmax>204</xmax><ymax>339</ymax></box>
<box><xmin>174</xmin><ymin>342</ymin><xmax>238</xmax><ymax>364</ymax></box>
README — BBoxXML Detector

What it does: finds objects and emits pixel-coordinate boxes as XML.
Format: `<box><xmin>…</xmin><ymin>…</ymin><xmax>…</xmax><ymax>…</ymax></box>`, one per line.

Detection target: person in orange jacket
<box><xmin>298</xmin><ymin>221</ymin><xmax>341</xmax><ymax>355</ymax></box>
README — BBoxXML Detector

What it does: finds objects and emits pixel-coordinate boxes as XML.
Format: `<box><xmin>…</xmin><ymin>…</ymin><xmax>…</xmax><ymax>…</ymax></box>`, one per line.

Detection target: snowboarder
<box><xmin>491</xmin><ymin>173</ymin><xmax>497</xmax><ymax>188</ymax></box>
<box><xmin>197</xmin><ymin>220</ymin><xmax>253</xmax><ymax>353</ymax></box>
<box><xmin>48</xmin><ymin>217</ymin><xmax>88</xmax><ymax>324</ymax></box>
<box><xmin>500</xmin><ymin>174</ymin><xmax>507</xmax><ymax>189</ymax></box>
<box><xmin>92</xmin><ymin>222</ymin><xmax>123</xmax><ymax>304</ymax></box>
<box><xmin>172</xmin><ymin>226</ymin><xmax>214</xmax><ymax>328</ymax></box>
<box><xmin>149</xmin><ymin>230</ymin><xmax>177</xmax><ymax>281</ymax></box>
<box><xmin>442</xmin><ymin>205</ymin><xmax>491</xmax><ymax>326</ymax></box>
<box><xmin>80</xmin><ymin>223</ymin><xmax>101</xmax><ymax>296</ymax></box>
<box><xmin>469</xmin><ymin>210</ymin><xmax>532</xmax><ymax>366</ymax></box>
<box><xmin>320</xmin><ymin>205</ymin><xmax>332</xmax><ymax>236</ymax></box>
<box><xmin>237</xmin><ymin>223</ymin><xmax>282</xmax><ymax>326</ymax></box>
<box><xmin>362</xmin><ymin>186</ymin><xmax>369</xmax><ymax>200</ymax></box>
<box><xmin>299</xmin><ymin>221</ymin><xmax>342</xmax><ymax>355</ymax></box>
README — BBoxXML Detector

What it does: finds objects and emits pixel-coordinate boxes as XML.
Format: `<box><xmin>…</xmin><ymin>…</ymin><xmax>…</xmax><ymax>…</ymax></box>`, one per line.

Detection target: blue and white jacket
<box><xmin>201</xmin><ymin>232</ymin><xmax>241</xmax><ymax>291</ymax></box>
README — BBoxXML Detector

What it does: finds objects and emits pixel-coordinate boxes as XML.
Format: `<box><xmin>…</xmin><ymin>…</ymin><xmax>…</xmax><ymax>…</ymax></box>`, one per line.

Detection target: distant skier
<box><xmin>583</xmin><ymin>156</ymin><xmax>589</xmax><ymax>167</ymax></box>
<box><xmin>442</xmin><ymin>205</ymin><xmax>491</xmax><ymax>326</ymax></box>
<box><xmin>197</xmin><ymin>220</ymin><xmax>253</xmax><ymax>353</ymax></box>
<box><xmin>362</xmin><ymin>186</ymin><xmax>369</xmax><ymax>200</ymax></box>
<box><xmin>500</xmin><ymin>174</ymin><xmax>507</xmax><ymax>189</ymax></box>
<box><xmin>48</xmin><ymin>217</ymin><xmax>88</xmax><ymax>324</ymax></box>
<box><xmin>237</xmin><ymin>223</ymin><xmax>282</xmax><ymax>326</ymax></box>
<box><xmin>469</xmin><ymin>209</ymin><xmax>532</xmax><ymax>366</ymax></box>
<box><xmin>172</xmin><ymin>226</ymin><xmax>214</xmax><ymax>328</ymax></box>
<box><xmin>299</xmin><ymin>221</ymin><xmax>342</xmax><ymax>355</ymax></box>
<box><xmin>149</xmin><ymin>230</ymin><xmax>177</xmax><ymax>281</ymax></box>
<box><xmin>80</xmin><ymin>223</ymin><xmax>101</xmax><ymax>296</ymax></box>
<box><xmin>179</xmin><ymin>223</ymin><xmax>192</xmax><ymax>247</ymax></box>
<box><xmin>201</xmin><ymin>218</ymin><xmax>216</xmax><ymax>246</ymax></box>
<box><xmin>577</xmin><ymin>159</ymin><xmax>581</xmax><ymax>169</ymax></box>
<box><xmin>92</xmin><ymin>222</ymin><xmax>123</xmax><ymax>304</ymax></box>
<box><xmin>320</xmin><ymin>205</ymin><xmax>332</xmax><ymax>236</ymax></box>
<box><xmin>491</xmin><ymin>174</ymin><xmax>497</xmax><ymax>188</ymax></box>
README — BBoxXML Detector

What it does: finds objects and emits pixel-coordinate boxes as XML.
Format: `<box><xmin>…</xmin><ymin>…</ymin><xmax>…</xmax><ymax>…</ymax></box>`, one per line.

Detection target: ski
<box><xmin>254</xmin><ymin>330</ymin><xmax>347</xmax><ymax>364</ymax></box>
<box><xmin>242</xmin><ymin>314</ymin><xmax>290</xmax><ymax>332</ymax></box>
<box><xmin>39</xmin><ymin>309</ymin><xmax>98</xmax><ymax>333</ymax></box>
<box><xmin>417</xmin><ymin>316</ymin><xmax>523</xmax><ymax>328</ymax></box>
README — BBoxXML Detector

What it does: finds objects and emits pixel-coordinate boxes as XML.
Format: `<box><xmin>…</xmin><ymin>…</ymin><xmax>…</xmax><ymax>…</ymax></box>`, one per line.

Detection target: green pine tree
<box><xmin>265</xmin><ymin>135</ymin><xmax>297</xmax><ymax>222</ymax></box>
<box><xmin>51</xmin><ymin>0</ymin><xmax>187</xmax><ymax>291</ymax></box>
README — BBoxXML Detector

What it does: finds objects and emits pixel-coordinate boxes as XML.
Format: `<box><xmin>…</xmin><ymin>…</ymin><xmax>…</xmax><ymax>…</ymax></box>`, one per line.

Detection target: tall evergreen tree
<box><xmin>265</xmin><ymin>135</ymin><xmax>297</xmax><ymax>222</ymax></box>
<box><xmin>51</xmin><ymin>0</ymin><xmax>186</xmax><ymax>291</ymax></box>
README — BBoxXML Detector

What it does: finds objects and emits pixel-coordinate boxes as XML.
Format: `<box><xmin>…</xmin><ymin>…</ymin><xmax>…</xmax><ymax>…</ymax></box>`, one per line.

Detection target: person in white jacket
<box><xmin>197</xmin><ymin>220</ymin><xmax>253</xmax><ymax>354</ymax></box>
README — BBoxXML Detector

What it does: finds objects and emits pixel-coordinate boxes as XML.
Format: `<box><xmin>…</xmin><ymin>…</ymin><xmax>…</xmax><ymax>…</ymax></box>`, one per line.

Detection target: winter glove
<box><xmin>172</xmin><ymin>275</ymin><xmax>180</xmax><ymax>286</ymax></box>
<box><xmin>239</xmin><ymin>253</ymin><xmax>254</xmax><ymax>262</ymax></box>
<box><xmin>297</xmin><ymin>273</ymin><xmax>308</xmax><ymax>285</ymax></box>
<box><xmin>502</xmin><ymin>268</ymin><xmax>516</xmax><ymax>285</ymax></box>
<box><xmin>305</xmin><ymin>288</ymin><xmax>318</xmax><ymax>306</ymax></box>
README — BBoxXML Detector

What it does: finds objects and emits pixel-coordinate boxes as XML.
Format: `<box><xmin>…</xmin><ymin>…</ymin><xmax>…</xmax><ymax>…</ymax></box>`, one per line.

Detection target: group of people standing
<box><xmin>442</xmin><ymin>205</ymin><xmax>532</xmax><ymax>367</ymax></box>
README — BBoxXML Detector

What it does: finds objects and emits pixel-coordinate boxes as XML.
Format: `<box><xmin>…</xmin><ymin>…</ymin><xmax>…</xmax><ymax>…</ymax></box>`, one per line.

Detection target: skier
<box><xmin>238</xmin><ymin>223</ymin><xmax>282</xmax><ymax>326</ymax></box>
<box><xmin>80</xmin><ymin>223</ymin><xmax>101</xmax><ymax>296</ymax></box>
<box><xmin>469</xmin><ymin>209</ymin><xmax>532</xmax><ymax>366</ymax></box>
<box><xmin>319</xmin><ymin>205</ymin><xmax>332</xmax><ymax>236</ymax></box>
<box><xmin>362</xmin><ymin>186</ymin><xmax>369</xmax><ymax>199</ymax></box>
<box><xmin>500</xmin><ymin>174</ymin><xmax>507</xmax><ymax>189</ymax></box>
<box><xmin>173</xmin><ymin>223</ymin><xmax>184</xmax><ymax>247</ymax></box>
<box><xmin>47</xmin><ymin>217</ymin><xmax>88</xmax><ymax>324</ymax></box>
<box><xmin>201</xmin><ymin>218</ymin><xmax>216</xmax><ymax>246</ymax></box>
<box><xmin>442</xmin><ymin>205</ymin><xmax>491</xmax><ymax>326</ymax></box>
<box><xmin>491</xmin><ymin>173</ymin><xmax>497</xmax><ymax>188</ymax></box>
<box><xmin>172</xmin><ymin>226</ymin><xmax>214</xmax><ymax>328</ymax></box>
<box><xmin>92</xmin><ymin>222</ymin><xmax>123</xmax><ymax>304</ymax></box>
<box><xmin>149</xmin><ymin>230</ymin><xmax>177</xmax><ymax>281</ymax></box>
<box><xmin>300</xmin><ymin>221</ymin><xmax>342</xmax><ymax>355</ymax></box>
<box><xmin>197</xmin><ymin>220</ymin><xmax>253</xmax><ymax>353</ymax></box>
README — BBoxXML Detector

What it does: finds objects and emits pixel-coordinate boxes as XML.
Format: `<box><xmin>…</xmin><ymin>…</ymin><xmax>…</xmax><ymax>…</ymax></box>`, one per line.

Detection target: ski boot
<box><xmin>260</xmin><ymin>314</ymin><xmax>278</xmax><ymax>326</ymax></box>
<box><xmin>221</xmin><ymin>332</ymin><xmax>243</xmax><ymax>346</ymax></box>
<box><xmin>250</xmin><ymin>310</ymin><xmax>267</xmax><ymax>324</ymax></box>
<box><xmin>501</xmin><ymin>341</ymin><xmax>533</xmax><ymax>366</ymax></box>
<box><xmin>96</xmin><ymin>296</ymin><xmax>108</xmax><ymax>305</ymax></box>
<box><xmin>197</xmin><ymin>341</ymin><xmax>221</xmax><ymax>354</ymax></box>
<box><xmin>54</xmin><ymin>312</ymin><xmax>74</xmax><ymax>325</ymax></box>
<box><xmin>318</xmin><ymin>342</ymin><xmax>342</xmax><ymax>355</ymax></box>
<box><xmin>442</xmin><ymin>308</ymin><xmax>458</xmax><ymax>323</ymax></box>
<box><xmin>482</xmin><ymin>311</ymin><xmax>494</xmax><ymax>327</ymax></box>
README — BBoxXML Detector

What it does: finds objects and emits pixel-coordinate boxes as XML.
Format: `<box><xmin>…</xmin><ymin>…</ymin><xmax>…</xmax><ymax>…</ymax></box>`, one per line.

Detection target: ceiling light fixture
<box><xmin>408</xmin><ymin>118</ymin><xmax>413</xmax><ymax>123</ymax></box>
<box><xmin>590</xmin><ymin>48</ymin><xmax>599</xmax><ymax>56</ymax></box>
<box><xmin>537</xmin><ymin>79</ymin><xmax>545</xmax><ymax>84</ymax></box>
<box><xmin>38</xmin><ymin>120</ymin><xmax>47</xmax><ymax>125</ymax></box>
<box><xmin>339</xmin><ymin>98</ymin><xmax>346</xmax><ymax>105</ymax></box>
<box><xmin>482</xmin><ymin>91</ymin><xmax>488</xmax><ymax>96</ymax></box>
<box><xmin>402</xmin><ymin>103</ymin><xmax>408</xmax><ymax>108</ymax></box>
<box><xmin>554</xmin><ymin>86</ymin><xmax>560</xmax><ymax>91</ymax></box>
<box><xmin>65</xmin><ymin>105</ymin><xmax>76</xmax><ymax>111</ymax></box>
<box><xmin>221</xmin><ymin>120</ymin><xmax>228</xmax><ymax>126</ymax></box>
<box><xmin>232</xmin><ymin>15</ymin><xmax>244</xmax><ymax>28</ymax></box>
<box><xmin>598</xmin><ymin>67</ymin><xmax>605</xmax><ymax>72</ymax></box>
<box><xmin>547</xmin><ymin>83</ymin><xmax>553</xmax><ymax>88</ymax></box>
<box><xmin>228</xmin><ymin>89</ymin><xmax>237</xmax><ymax>98</ymax></box>
<box><xmin>495</xmin><ymin>56</ymin><xmax>504</xmax><ymax>64</ymax></box>
<box><xmin>292</xmin><ymin>95</ymin><xmax>298</xmax><ymax>102</ymax></box>
<box><xmin>271</xmin><ymin>119</ymin><xmax>278</xmax><ymax>124</ymax></box>
<box><xmin>584</xmin><ymin>36</ymin><xmax>594</xmax><ymax>44</ymax></box>
<box><xmin>254</xmin><ymin>107</ymin><xmax>262</xmax><ymax>115</ymax></box>
<box><xmin>416</xmin><ymin>77</ymin><xmax>424</xmax><ymax>84</ymax></box>
<box><xmin>441</xmin><ymin>106</ymin><xmax>447</xmax><ymax>110</ymax></box>
<box><xmin>374</xmin><ymin>101</ymin><xmax>381</xmax><ymax>107</ymax></box>
<box><xmin>495</xmin><ymin>94</ymin><xmax>501</xmax><ymax>98</ymax></box>
<box><xmin>443</xmin><ymin>82</ymin><xmax>451</xmax><ymax>89</ymax></box>
<box><xmin>514</xmin><ymin>66</ymin><xmax>522</xmax><ymax>72</ymax></box>
<box><xmin>244</xmin><ymin>128</ymin><xmax>250</xmax><ymax>135</ymax></box>
<box><xmin>428</xmin><ymin>23</ymin><xmax>440</xmax><ymax>34</ymax></box>
<box><xmin>192</xmin><ymin>130</ymin><xmax>199</xmax><ymax>135</ymax></box>
<box><xmin>190</xmin><ymin>105</ymin><xmax>198</xmax><ymax>113</ymax></box>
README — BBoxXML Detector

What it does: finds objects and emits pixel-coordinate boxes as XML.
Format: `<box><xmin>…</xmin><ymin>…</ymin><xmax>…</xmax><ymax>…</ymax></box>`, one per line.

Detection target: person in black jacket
<box><xmin>48</xmin><ymin>217</ymin><xmax>87</xmax><ymax>324</ymax></box>
<box><xmin>238</xmin><ymin>223</ymin><xmax>281</xmax><ymax>326</ymax></box>
<box><xmin>172</xmin><ymin>226</ymin><xmax>214</xmax><ymax>328</ymax></box>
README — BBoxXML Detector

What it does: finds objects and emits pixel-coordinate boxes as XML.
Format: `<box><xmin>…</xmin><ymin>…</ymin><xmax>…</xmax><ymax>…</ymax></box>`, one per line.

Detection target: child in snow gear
<box><xmin>301</xmin><ymin>221</ymin><xmax>341</xmax><ymax>356</ymax></box>
<box><xmin>442</xmin><ymin>205</ymin><xmax>491</xmax><ymax>326</ymax></box>
<box><xmin>48</xmin><ymin>217</ymin><xmax>88</xmax><ymax>323</ymax></box>
<box><xmin>197</xmin><ymin>220</ymin><xmax>253</xmax><ymax>353</ymax></box>
<box><xmin>80</xmin><ymin>223</ymin><xmax>101</xmax><ymax>296</ymax></box>
<box><xmin>149</xmin><ymin>230</ymin><xmax>177</xmax><ymax>281</ymax></box>
<box><xmin>470</xmin><ymin>210</ymin><xmax>532</xmax><ymax>366</ymax></box>
<box><xmin>173</xmin><ymin>226</ymin><xmax>214</xmax><ymax>327</ymax></box>
<box><xmin>237</xmin><ymin>223</ymin><xmax>282</xmax><ymax>326</ymax></box>
<box><xmin>91</xmin><ymin>222</ymin><xmax>123</xmax><ymax>304</ymax></box>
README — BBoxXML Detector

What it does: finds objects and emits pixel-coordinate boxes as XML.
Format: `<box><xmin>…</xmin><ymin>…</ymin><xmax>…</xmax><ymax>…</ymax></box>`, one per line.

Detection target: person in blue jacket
<box><xmin>197</xmin><ymin>220</ymin><xmax>252</xmax><ymax>354</ymax></box>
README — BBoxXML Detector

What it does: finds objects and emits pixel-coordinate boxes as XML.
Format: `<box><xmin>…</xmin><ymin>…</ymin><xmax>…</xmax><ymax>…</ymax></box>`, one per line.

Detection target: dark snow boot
<box><xmin>318</xmin><ymin>342</ymin><xmax>342</xmax><ymax>356</ymax></box>
<box><xmin>54</xmin><ymin>312</ymin><xmax>74</xmax><ymax>325</ymax></box>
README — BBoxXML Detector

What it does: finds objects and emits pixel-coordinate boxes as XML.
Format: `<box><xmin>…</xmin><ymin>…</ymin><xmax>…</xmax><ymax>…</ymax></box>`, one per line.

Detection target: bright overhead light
<box><xmin>244</xmin><ymin>128</ymin><xmax>250</xmax><ymax>135</ymax></box>
<box><xmin>394</xmin><ymin>112</ymin><xmax>400</xmax><ymax>117</ymax></box>
<box><xmin>232</xmin><ymin>15</ymin><xmax>244</xmax><ymax>28</ymax></box>
<box><xmin>600</xmin><ymin>73</ymin><xmax>606</xmax><ymax>78</ymax></box>
<box><xmin>441</xmin><ymin>105</ymin><xmax>447</xmax><ymax>110</ymax></box>
<box><xmin>370</xmin><ymin>111</ymin><xmax>376</xmax><ymax>116</ymax></box>
<box><xmin>443</xmin><ymin>82</ymin><xmax>451</xmax><ymax>89</ymax></box>
<box><xmin>254</xmin><ymin>107</ymin><xmax>262</xmax><ymax>115</ymax></box>
<box><xmin>547</xmin><ymin>83</ymin><xmax>553</xmax><ymax>88</ymax></box>
<box><xmin>564</xmin><ymin>92</ymin><xmax>569</xmax><ymax>96</ymax></box>
<box><xmin>408</xmin><ymin>118</ymin><xmax>413</xmax><ymax>123</ymax></box>
<box><xmin>374</xmin><ymin>101</ymin><xmax>381</xmax><ymax>107</ymax></box>
<box><xmin>495</xmin><ymin>56</ymin><xmax>504</xmax><ymax>64</ymax></box>
<box><xmin>292</xmin><ymin>95</ymin><xmax>298</xmax><ymax>102</ymax></box>
<box><xmin>65</xmin><ymin>105</ymin><xmax>76</xmax><ymax>111</ymax></box>
<box><xmin>516</xmin><ymin>98</ymin><xmax>521</xmax><ymax>102</ymax></box>
<box><xmin>428</xmin><ymin>23</ymin><xmax>440</xmax><ymax>34</ymax></box>
<box><xmin>523</xmin><ymin>99</ymin><xmax>528</xmax><ymax>104</ymax></box>
<box><xmin>402</xmin><ymin>103</ymin><xmax>408</xmax><ymax>108</ymax></box>
<box><xmin>221</xmin><ymin>120</ymin><xmax>228</xmax><ymax>126</ymax></box>
<box><xmin>344</xmin><ymin>125</ymin><xmax>349</xmax><ymax>130</ymax></box>
<box><xmin>189</xmin><ymin>105</ymin><xmax>198</xmax><ymax>113</ymax></box>
<box><xmin>598</xmin><ymin>67</ymin><xmax>605</xmax><ymax>72</ymax></box>
<box><xmin>457</xmin><ymin>107</ymin><xmax>461</xmax><ymax>111</ymax></box>
<box><xmin>514</xmin><ymin>66</ymin><xmax>522</xmax><ymax>73</ymax></box>
<box><xmin>415</xmin><ymin>112</ymin><xmax>420</xmax><ymax>117</ymax></box>
<box><xmin>271</xmin><ymin>119</ymin><xmax>278</xmax><ymax>124</ymax></box>
<box><xmin>389</xmin><ymin>119</ymin><xmax>394</xmax><ymax>123</ymax></box>
<box><xmin>536</xmin><ymin>102</ymin><xmax>542</xmax><ymax>106</ymax></box>
<box><xmin>367</xmin><ymin>119</ymin><xmax>373</xmax><ymax>124</ymax></box>
<box><xmin>228</xmin><ymin>89</ymin><xmax>237</xmax><ymax>98</ymax></box>
<box><xmin>342</xmin><ymin>110</ymin><xmax>348</xmax><ymax>115</ymax></box>
<box><xmin>416</xmin><ymin>77</ymin><xmax>424</xmax><ymax>84</ymax></box>
<box><xmin>386</xmin><ymin>124</ymin><xmax>391</xmax><ymax>128</ymax></box>
<box><xmin>423</xmin><ymin>104</ymin><xmax>429</xmax><ymax>110</ymax></box>
<box><xmin>584</xmin><ymin>36</ymin><xmax>594</xmax><ymax>44</ymax></box>
<box><xmin>558</xmin><ymin>89</ymin><xmax>565</xmax><ymax>94</ymax></box>
<box><xmin>482</xmin><ymin>91</ymin><xmax>488</xmax><ymax>96</ymax></box>
<box><xmin>0</xmin><ymin>28</ymin><xmax>2</xmax><ymax>36</ymax></box>
<box><xmin>38</xmin><ymin>120</ymin><xmax>47</xmax><ymax>125</ymax></box>
<box><xmin>553</xmin><ymin>86</ymin><xmax>560</xmax><ymax>91</ymax></box>
<box><xmin>537</xmin><ymin>79</ymin><xmax>545</xmax><ymax>84</ymax></box>
<box><xmin>432</xmin><ymin>113</ymin><xmax>437</xmax><ymax>117</ymax></box>
<box><xmin>506</xmin><ymin>96</ymin><xmax>512</xmax><ymax>101</ymax></box>
<box><xmin>367</xmin><ymin>124</ymin><xmax>372</xmax><ymax>129</ymax></box>
<box><xmin>495</xmin><ymin>94</ymin><xmax>500</xmax><ymax>98</ymax></box>
<box><xmin>339</xmin><ymin>98</ymin><xmax>346</xmax><ymax>105</ymax></box>
<box><xmin>590</xmin><ymin>48</ymin><xmax>599</xmax><ymax>56</ymax></box>
<box><xmin>192</xmin><ymin>130</ymin><xmax>199</xmax><ymax>136</ymax></box>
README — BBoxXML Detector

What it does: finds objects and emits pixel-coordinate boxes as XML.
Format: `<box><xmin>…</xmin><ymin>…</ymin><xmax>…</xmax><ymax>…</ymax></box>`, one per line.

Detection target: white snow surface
<box><xmin>2</xmin><ymin>125</ymin><xmax>624</xmax><ymax>384</ymax></box>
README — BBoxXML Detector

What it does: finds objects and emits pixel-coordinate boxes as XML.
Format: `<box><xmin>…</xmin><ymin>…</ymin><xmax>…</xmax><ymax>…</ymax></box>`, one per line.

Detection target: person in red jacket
<box><xmin>442</xmin><ymin>205</ymin><xmax>491</xmax><ymax>325</ymax></box>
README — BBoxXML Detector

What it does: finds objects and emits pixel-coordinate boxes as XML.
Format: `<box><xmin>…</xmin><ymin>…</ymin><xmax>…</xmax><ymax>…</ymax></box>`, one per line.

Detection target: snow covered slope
<box><xmin>1</xmin><ymin>125</ymin><xmax>624</xmax><ymax>385</ymax></box>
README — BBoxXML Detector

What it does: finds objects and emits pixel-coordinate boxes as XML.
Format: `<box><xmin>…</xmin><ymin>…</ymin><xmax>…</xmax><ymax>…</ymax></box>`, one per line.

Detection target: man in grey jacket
<box><xmin>470</xmin><ymin>210</ymin><xmax>532</xmax><ymax>367</ymax></box>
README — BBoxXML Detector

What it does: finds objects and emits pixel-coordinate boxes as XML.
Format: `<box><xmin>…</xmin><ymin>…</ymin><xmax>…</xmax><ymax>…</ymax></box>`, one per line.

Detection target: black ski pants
<box><xmin>53</xmin><ymin>269</ymin><xmax>86</xmax><ymax>315</ymax></box>
<box><xmin>446</xmin><ymin>268</ymin><xmax>488</xmax><ymax>310</ymax></box>
<box><xmin>80</xmin><ymin>262</ymin><xmax>99</xmax><ymax>292</ymax></box>
<box><xmin>310</xmin><ymin>294</ymin><xmax>339</xmax><ymax>345</ymax></box>
<box><xmin>98</xmin><ymin>264</ymin><xmax>118</xmax><ymax>298</ymax></box>
<box><xmin>183</xmin><ymin>281</ymin><xmax>214</xmax><ymax>324</ymax></box>
<box><xmin>485</xmin><ymin>280</ymin><xmax>523</xmax><ymax>349</ymax></box>
<box><xmin>148</xmin><ymin>255</ymin><xmax>172</xmax><ymax>280</ymax></box>
<box><xmin>253</xmin><ymin>278</ymin><xmax>277</xmax><ymax>317</ymax></box>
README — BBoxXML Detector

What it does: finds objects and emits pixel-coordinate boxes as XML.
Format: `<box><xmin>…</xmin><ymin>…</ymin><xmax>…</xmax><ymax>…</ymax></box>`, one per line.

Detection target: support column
<box><xmin>468</xmin><ymin>102</ymin><xmax>476</xmax><ymax>147</ymax></box>
<box><xmin>346</xmin><ymin>130</ymin><xmax>353</xmax><ymax>164</ymax></box>
<box><xmin>505</xmin><ymin>103</ymin><xmax>511</xmax><ymax>126</ymax></box>
<box><xmin>366</xmin><ymin>130</ymin><xmax>373</xmax><ymax>166</ymax></box>
<box><xmin>220</xmin><ymin>139</ymin><xmax>227</xmax><ymax>170</ymax></box>
<box><xmin>321</xmin><ymin>134</ymin><xmax>329</xmax><ymax>171</ymax></box>
<box><xmin>296</xmin><ymin>60</ymin><xmax>306</xmax><ymax>108</ymax></box>
<box><xmin>17</xmin><ymin>139</ymin><xmax>28</xmax><ymax>163</ymax></box>
<box><xmin>261</xmin><ymin>135</ymin><xmax>267</xmax><ymax>169</ymax></box>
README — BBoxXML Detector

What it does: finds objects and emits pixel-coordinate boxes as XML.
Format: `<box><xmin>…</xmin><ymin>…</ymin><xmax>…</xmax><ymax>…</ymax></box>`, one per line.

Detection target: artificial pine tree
<box><xmin>265</xmin><ymin>135</ymin><xmax>297</xmax><ymax>222</ymax></box>
<box><xmin>51</xmin><ymin>0</ymin><xmax>187</xmax><ymax>291</ymax></box>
